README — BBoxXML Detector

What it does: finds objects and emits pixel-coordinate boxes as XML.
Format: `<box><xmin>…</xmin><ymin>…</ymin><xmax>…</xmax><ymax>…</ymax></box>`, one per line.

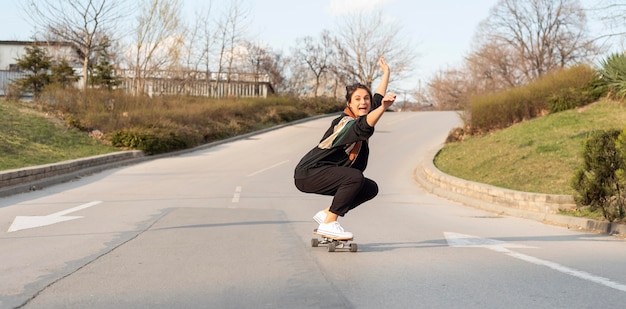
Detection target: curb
<box><xmin>415</xmin><ymin>148</ymin><xmax>626</xmax><ymax>236</ymax></box>
<box><xmin>0</xmin><ymin>151</ymin><xmax>147</xmax><ymax>197</ymax></box>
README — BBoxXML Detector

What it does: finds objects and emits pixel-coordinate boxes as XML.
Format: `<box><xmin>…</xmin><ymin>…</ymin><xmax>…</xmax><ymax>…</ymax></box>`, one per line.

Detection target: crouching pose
<box><xmin>293</xmin><ymin>56</ymin><xmax>396</xmax><ymax>239</ymax></box>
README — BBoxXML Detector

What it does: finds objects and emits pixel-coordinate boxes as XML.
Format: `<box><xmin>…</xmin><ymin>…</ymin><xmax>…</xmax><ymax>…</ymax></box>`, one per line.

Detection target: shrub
<box><xmin>571</xmin><ymin>129</ymin><xmax>626</xmax><ymax>221</ymax></box>
<box><xmin>109</xmin><ymin>127</ymin><xmax>202</xmax><ymax>155</ymax></box>
<box><xmin>34</xmin><ymin>87</ymin><xmax>343</xmax><ymax>155</ymax></box>
<box><xmin>470</xmin><ymin>64</ymin><xmax>599</xmax><ymax>133</ymax></box>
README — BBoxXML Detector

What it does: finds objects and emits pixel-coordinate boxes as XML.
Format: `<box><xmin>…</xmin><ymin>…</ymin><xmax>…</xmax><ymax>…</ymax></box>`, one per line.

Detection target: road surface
<box><xmin>2</xmin><ymin>112</ymin><xmax>626</xmax><ymax>308</ymax></box>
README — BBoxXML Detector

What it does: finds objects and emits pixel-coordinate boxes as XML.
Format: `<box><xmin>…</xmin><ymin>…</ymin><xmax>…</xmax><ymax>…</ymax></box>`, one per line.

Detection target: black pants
<box><xmin>294</xmin><ymin>166</ymin><xmax>378</xmax><ymax>217</ymax></box>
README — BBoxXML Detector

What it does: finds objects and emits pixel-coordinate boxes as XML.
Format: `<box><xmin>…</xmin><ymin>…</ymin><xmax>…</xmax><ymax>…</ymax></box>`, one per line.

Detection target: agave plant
<box><xmin>597</xmin><ymin>53</ymin><xmax>626</xmax><ymax>99</ymax></box>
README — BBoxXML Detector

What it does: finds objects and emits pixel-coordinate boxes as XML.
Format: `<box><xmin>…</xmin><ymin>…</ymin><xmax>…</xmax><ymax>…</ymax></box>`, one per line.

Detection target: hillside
<box><xmin>0</xmin><ymin>100</ymin><xmax>119</xmax><ymax>171</ymax></box>
<box><xmin>435</xmin><ymin>99</ymin><xmax>626</xmax><ymax>195</ymax></box>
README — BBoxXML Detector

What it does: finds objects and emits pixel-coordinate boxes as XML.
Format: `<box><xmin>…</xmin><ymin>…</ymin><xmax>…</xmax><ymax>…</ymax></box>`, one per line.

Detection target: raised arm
<box><xmin>367</xmin><ymin>57</ymin><xmax>395</xmax><ymax>127</ymax></box>
<box><xmin>374</xmin><ymin>57</ymin><xmax>390</xmax><ymax>96</ymax></box>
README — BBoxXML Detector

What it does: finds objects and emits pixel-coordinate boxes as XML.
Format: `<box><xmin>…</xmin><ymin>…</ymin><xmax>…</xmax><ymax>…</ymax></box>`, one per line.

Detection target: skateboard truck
<box><xmin>311</xmin><ymin>229</ymin><xmax>358</xmax><ymax>252</ymax></box>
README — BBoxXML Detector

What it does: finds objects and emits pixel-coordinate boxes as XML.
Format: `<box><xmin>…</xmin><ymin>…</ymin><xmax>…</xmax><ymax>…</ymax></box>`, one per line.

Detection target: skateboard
<box><xmin>311</xmin><ymin>228</ymin><xmax>358</xmax><ymax>252</ymax></box>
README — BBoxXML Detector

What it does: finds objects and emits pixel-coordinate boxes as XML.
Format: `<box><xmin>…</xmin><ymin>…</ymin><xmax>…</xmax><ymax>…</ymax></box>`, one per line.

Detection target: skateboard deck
<box><xmin>311</xmin><ymin>228</ymin><xmax>358</xmax><ymax>252</ymax></box>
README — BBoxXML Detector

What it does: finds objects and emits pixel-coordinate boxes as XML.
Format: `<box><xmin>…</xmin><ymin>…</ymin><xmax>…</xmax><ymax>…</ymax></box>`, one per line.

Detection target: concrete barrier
<box><xmin>0</xmin><ymin>150</ymin><xmax>144</xmax><ymax>197</ymax></box>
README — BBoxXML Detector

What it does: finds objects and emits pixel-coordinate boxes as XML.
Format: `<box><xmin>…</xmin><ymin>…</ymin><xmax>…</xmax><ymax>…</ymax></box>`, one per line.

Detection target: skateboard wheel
<box><xmin>328</xmin><ymin>242</ymin><xmax>336</xmax><ymax>252</ymax></box>
<box><xmin>350</xmin><ymin>243</ymin><xmax>358</xmax><ymax>252</ymax></box>
<box><xmin>311</xmin><ymin>238</ymin><xmax>319</xmax><ymax>247</ymax></box>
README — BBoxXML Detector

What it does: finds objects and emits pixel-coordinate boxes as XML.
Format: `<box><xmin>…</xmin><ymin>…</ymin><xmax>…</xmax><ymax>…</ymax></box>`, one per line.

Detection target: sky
<box><xmin>0</xmin><ymin>0</ymin><xmax>610</xmax><ymax>92</ymax></box>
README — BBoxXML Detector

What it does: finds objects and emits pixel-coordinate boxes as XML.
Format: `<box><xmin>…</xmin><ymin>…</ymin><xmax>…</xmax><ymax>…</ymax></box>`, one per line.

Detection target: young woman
<box><xmin>293</xmin><ymin>57</ymin><xmax>396</xmax><ymax>239</ymax></box>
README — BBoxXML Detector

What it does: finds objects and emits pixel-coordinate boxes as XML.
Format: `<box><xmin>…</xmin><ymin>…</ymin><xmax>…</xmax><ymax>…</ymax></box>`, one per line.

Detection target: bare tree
<box><xmin>25</xmin><ymin>0</ymin><xmax>129</xmax><ymax>91</ymax></box>
<box><xmin>465</xmin><ymin>41</ymin><xmax>523</xmax><ymax>91</ymax></box>
<box><xmin>131</xmin><ymin>0</ymin><xmax>183</xmax><ymax>96</ymax></box>
<box><xmin>240</xmin><ymin>41</ymin><xmax>282</xmax><ymax>96</ymax></box>
<box><xmin>292</xmin><ymin>30</ymin><xmax>335</xmax><ymax>98</ymax></box>
<box><xmin>333</xmin><ymin>10</ymin><xmax>416</xmax><ymax>90</ymax></box>
<box><xmin>474</xmin><ymin>0</ymin><xmax>598</xmax><ymax>84</ymax></box>
<box><xmin>586</xmin><ymin>0</ymin><xmax>626</xmax><ymax>51</ymax></box>
<box><xmin>427</xmin><ymin>67</ymin><xmax>474</xmax><ymax>112</ymax></box>
<box><xmin>212</xmin><ymin>0</ymin><xmax>251</xmax><ymax>96</ymax></box>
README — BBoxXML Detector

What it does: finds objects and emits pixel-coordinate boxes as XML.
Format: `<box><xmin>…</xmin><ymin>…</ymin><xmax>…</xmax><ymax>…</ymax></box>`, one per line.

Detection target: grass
<box><xmin>435</xmin><ymin>99</ymin><xmax>626</xmax><ymax>195</ymax></box>
<box><xmin>0</xmin><ymin>100</ymin><xmax>120</xmax><ymax>170</ymax></box>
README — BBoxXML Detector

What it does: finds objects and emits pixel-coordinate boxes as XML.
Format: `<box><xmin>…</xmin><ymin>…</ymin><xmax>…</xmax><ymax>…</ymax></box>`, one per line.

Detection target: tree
<box><xmin>212</xmin><ymin>0</ymin><xmax>250</xmax><ymax>96</ymax></box>
<box><xmin>427</xmin><ymin>67</ymin><xmax>473</xmax><ymax>112</ymax></box>
<box><xmin>90</xmin><ymin>43</ymin><xmax>121</xmax><ymax>90</ymax></box>
<box><xmin>241</xmin><ymin>41</ymin><xmax>283</xmax><ymax>96</ymax></box>
<box><xmin>13</xmin><ymin>44</ymin><xmax>52</xmax><ymax>97</ymax></box>
<box><xmin>587</xmin><ymin>0</ymin><xmax>626</xmax><ymax>49</ymax></box>
<box><xmin>333</xmin><ymin>10</ymin><xmax>416</xmax><ymax>90</ymax></box>
<box><xmin>50</xmin><ymin>59</ymin><xmax>80</xmax><ymax>88</ymax></box>
<box><xmin>473</xmin><ymin>0</ymin><xmax>598</xmax><ymax>85</ymax></box>
<box><xmin>292</xmin><ymin>30</ymin><xmax>335</xmax><ymax>98</ymax></box>
<box><xmin>25</xmin><ymin>0</ymin><xmax>128</xmax><ymax>91</ymax></box>
<box><xmin>131</xmin><ymin>0</ymin><xmax>183</xmax><ymax>96</ymax></box>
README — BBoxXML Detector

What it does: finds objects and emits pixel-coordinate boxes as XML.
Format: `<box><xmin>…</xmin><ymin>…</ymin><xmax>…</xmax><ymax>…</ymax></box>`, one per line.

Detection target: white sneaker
<box><xmin>313</xmin><ymin>210</ymin><xmax>327</xmax><ymax>224</ymax></box>
<box><xmin>317</xmin><ymin>221</ymin><xmax>353</xmax><ymax>240</ymax></box>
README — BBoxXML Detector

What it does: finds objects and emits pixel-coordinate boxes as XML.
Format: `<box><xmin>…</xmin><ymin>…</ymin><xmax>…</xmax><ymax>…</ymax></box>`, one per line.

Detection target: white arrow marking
<box><xmin>8</xmin><ymin>201</ymin><xmax>103</xmax><ymax>232</ymax></box>
<box><xmin>444</xmin><ymin>232</ymin><xmax>536</xmax><ymax>249</ymax></box>
<box><xmin>444</xmin><ymin>232</ymin><xmax>626</xmax><ymax>293</ymax></box>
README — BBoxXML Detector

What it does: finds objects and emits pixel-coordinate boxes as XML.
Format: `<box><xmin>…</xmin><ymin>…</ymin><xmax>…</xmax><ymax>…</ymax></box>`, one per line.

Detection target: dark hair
<box><xmin>345</xmin><ymin>83</ymin><xmax>372</xmax><ymax>103</ymax></box>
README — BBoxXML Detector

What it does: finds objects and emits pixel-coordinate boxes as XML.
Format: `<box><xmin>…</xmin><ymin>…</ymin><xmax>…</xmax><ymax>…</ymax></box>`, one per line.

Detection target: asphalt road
<box><xmin>2</xmin><ymin>112</ymin><xmax>626</xmax><ymax>308</ymax></box>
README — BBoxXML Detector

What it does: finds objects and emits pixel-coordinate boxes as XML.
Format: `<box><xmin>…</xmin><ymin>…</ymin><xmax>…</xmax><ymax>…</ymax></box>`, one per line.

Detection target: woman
<box><xmin>293</xmin><ymin>56</ymin><xmax>396</xmax><ymax>239</ymax></box>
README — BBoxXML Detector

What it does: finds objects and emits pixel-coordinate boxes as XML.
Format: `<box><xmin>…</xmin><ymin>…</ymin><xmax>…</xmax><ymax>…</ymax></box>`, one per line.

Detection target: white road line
<box><xmin>502</xmin><ymin>248</ymin><xmax>626</xmax><ymax>292</ymax></box>
<box><xmin>247</xmin><ymin>160</ymin><xmax>289</xmax><ymax>177</ymax></box>
<box><xmin>231</xmin><ymin>186</ymin><xmax>242</xmax><ymax>204</ymax></box>
<box><xmin>445</xmin><ymin>232</ymin><xmax>626</xmax><ymax>293</ymax></box>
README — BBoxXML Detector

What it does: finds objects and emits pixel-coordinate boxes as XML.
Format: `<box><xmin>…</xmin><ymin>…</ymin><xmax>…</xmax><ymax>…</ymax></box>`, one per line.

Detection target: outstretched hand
<box><xmin>382</xmin><ymin>93</ymin><xmax>396</xmax><ymax>108</ymax></box>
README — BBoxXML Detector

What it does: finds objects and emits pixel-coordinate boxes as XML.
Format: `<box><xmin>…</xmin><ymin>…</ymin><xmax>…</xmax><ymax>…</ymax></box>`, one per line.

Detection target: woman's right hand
<box><xmin>379</xmin><ymin>57</ymin><xmax>390</xmax><ymax>74</ymax></box>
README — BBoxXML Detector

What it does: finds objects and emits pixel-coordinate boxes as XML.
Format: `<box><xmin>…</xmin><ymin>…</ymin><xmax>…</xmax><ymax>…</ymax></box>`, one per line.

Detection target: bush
<box><xmin>470</xmin><ymin>64</ymin><xmax>599</xmax><ymax>133</ymax></box>
<box><xmin>571</xmin><ymin>129</ymin><xmax>626</xmax><ymax>221</ymax></box>
<box><xmin>34</xmin><ymin>88</ymin><xmax>343</xmax><ymax>155</ymax></box>
<box><xmin>109</xmin><ymin>127</ymin><xmax>202</xmax><ymax>155</ymax></box>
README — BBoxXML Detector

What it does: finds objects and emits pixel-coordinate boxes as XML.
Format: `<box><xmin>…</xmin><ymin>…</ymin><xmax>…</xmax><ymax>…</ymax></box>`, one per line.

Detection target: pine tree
<box><xmin>90</xmin><ymin>45</ymin><xmax>121</xmax><ymax>90</ymax></box>
<box><xmin>51</xmin><ymin>59</ymin><xmax>79</xmax><ymax>88</ymax></box>
<box><xmin>13</xmin><ymin>44</ymin><xmax>52</xmax><ymax>97</ymax></box>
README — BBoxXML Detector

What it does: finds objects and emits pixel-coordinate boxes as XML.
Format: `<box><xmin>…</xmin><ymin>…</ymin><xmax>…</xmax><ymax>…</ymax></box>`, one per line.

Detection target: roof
<box><xmin>0</xmin><ymin>40</ymin><xmax>73</xmax><ymax>47</ymax></box>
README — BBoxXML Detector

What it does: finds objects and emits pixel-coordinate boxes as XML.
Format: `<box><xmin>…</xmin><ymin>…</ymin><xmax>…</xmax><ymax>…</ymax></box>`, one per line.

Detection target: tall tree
<box><xmin>25</xmin><ymin>0</ymin><xmax>128</xmax><ymax>91</ymax></box>
<box><xmin>292</xmin><ymin>30</ymin><xmax>335</xmax><ymax>98</ymax></box>
<box><xmin>474</xmin><ymin>0</ymin><xmax>598</xmax><ymax>84</ymax></box>
<box><xmin>587</xmin><ymin>0</ymin><xmax>626</xmax><ymax>52</ymax></box>
<box><xmin>131</xmin><ymin>0</ymin><xmax>183</xmax><ymax>96</ymax></box>
<box><xmin>333</xmin><ymin>10</ymin><xmax>415</xmax><ymax>90</ymax></box>
<box><xmin>212</xmin><ymin>0</ymin><xmax>250</xmax><ymax>96</ymax></box>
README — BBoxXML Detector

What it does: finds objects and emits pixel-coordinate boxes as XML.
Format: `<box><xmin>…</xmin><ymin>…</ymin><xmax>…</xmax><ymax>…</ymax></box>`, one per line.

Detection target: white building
<box><xmin>0</xmin><ymin>40</ymin><xmax>80</xmax><ymax>95</ymax></box>
<box><xmin>0</xmin><ymin>40</ymin><xmax>78</xmax><ymax>70</ymax></box>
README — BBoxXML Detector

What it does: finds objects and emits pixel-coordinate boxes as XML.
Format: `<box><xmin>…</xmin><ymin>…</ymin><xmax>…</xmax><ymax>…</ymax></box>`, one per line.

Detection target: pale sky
<box><xmin>0</xmin><ymin>0</ymin><xmax>610</xmax><ymax>92</ymax></box>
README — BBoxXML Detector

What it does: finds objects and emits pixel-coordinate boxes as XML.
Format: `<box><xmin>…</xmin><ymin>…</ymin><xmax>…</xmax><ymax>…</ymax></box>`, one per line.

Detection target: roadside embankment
<box><xmin>415</xmin><ymin>148</ymin><xmax>626</xmax><ymax>236</ymax></box>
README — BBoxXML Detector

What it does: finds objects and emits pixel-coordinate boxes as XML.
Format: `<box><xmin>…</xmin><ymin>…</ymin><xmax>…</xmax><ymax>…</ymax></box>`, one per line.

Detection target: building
<box><xmin>0</xmin><ymin>40</ymin><xmax>274</xmax><ymax>98</ymax></box>
<box><xmin>0</xmin><ymin>40</ymin><xmax>80</xmax><ymax>95</ymax></box>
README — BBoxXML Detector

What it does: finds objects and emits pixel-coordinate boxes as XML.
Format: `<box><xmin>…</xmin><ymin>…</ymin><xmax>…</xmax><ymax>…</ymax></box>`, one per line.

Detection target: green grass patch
<box><xmin>0</xmin><ymin>100</ymin><xmax>119</xmax><ymax>170</ymax></box>
<box><xmin>435</xmin><ymin>99</ymin><xmax>626</xmax><ymax>195</ymax></box>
